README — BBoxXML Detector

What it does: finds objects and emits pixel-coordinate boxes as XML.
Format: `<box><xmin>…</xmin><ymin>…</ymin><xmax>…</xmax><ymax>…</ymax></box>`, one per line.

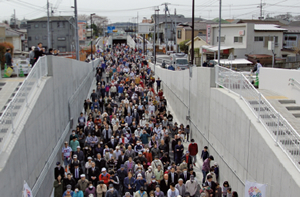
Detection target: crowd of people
<box><xmin>53</xmin><ymin>43</ymin><xmax>239</xmax><ymax>197</ymax></box>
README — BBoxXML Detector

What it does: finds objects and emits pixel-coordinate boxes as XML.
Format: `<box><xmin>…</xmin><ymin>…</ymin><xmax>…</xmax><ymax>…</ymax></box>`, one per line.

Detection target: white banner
<box><xmin>23</xmin><ymin>181</ymin><xmax>33</xmax><ymax>197</ymax></box>
<box><xmin>245</xmin><ymin>181</ymin><xmax>267</xmax><ymax>197</ymax></box>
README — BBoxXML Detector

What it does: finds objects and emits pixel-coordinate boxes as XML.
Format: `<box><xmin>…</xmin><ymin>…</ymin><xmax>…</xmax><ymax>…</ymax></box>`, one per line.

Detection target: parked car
<box><xmin>13</xmin><ymin>59</ymin><xmax>32</xmax><ymax>75</ymax></box>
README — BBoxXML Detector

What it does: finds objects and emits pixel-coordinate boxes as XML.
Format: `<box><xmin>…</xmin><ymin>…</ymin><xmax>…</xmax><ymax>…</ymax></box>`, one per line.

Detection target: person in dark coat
<box><xmin>179</xmin><ymin>168</ymin><xmax>190</xmax><ymax>184</ymax></box>
<box><xmin>63</xmin><ymin>173</ymin><xmax>76</xmax><ymax>191</ymax></box>
<box><xmin>53</xmin><ymin>175</ymin><xmax>64</xmax><ymax>197</ymax></box>
<box><xmin>205</xmin><ymin>175</ymin><xmax>217</xmax><ymax>197</ymax></box>
<box><xmin>168</xmin><ymin>167</ymin><xmax>178</xmax><ymax>184</ymax></box>
<box><xmin>117</xmin><ymin>151</ymin><xmax>128</xmax><ymax>169</ymax></box>
<box><xmin>54</xmin><ymin>162</ymin><xmax>65</xmax><ymax>180</ymax></box>
<box><xmin>89</xmin><ymin>162</ymin><xmax>100</xmax><ymax>186</ymax></box>
<box><xmin>33</xmin><ymin>42</ymin><xmax>45</xmax><ymax>64</ymax></box>
<box><xmin>159</xmin><ymin>174</ymin><xmax>171</xmax><ymax>195</ymax></box>
<box><xmin>117</xmin><ymin>164</ymin><xmax>128</xmax><ymax>194</ymax></box>
<box><xmin>71</xmin><ymin>164</ymin><xmax>83</xmax><ymax>183</ymax></box>
<box><xmin>95</xmin><ymin>153</ymin><xmax>107</xmax><ymax>171</ymax></box>
<box><xmin>181</xmin><ymin>151</ymin><xmax>193</xmax><ymax>170</ymax></box>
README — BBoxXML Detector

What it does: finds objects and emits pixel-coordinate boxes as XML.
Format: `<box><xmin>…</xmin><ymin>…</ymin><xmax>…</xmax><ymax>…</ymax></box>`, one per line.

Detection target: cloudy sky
<box><xmin>0</xmin><ymin>0</ymin><xmax>299</xmax><ymax>23</ymax></box>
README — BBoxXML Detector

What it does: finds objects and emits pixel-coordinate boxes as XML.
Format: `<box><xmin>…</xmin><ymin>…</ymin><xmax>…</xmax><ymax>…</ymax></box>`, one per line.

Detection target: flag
<box><xmin>245</xmin><ymin>180</ymin><xmax>267</xmax><ymax>197</ymax></box>
<box><xmin>23</xmin><ymin>181</ymin><xmax>33</xmax><ymax>197</ymax></box>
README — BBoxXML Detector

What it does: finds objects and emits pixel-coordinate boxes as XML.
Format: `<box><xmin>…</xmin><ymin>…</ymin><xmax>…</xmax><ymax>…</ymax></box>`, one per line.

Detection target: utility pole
<box><xmin>154</xmin><ymin>8</ymin><xmax>159</xmax><ymax>65</ymax></box>
<box><xmin>272</xmin><ymin>36</ymin><xmax>275</xmax><ymax>68</ymax></box>
<box><xmin>164</xmin><ymin>3</ymin><xmax>169</xmax><ymax>46</ymax></box>
<box><xmin>191</xmin><ymin>0</ymin><xmax>195</xmax><ymax>65</ymax></box>
<box><xmin>47</xmin><ymin>0</ymin><xmax>51</xmax><ymax>49</ymax></box>
<box><xmin>258</xmin><ymin>0</ymin><xmax>265</xmax><ymax>20</ymax></box>
<box><xmin>14</xmin><ymin>9</ymin><xmax>16</xmax><ymax>29</ymax></box>
<box><xmin>90</xmin><ymin>13</ymin><xmax>95</xmax><ymax>61</ymax></box>
<box><xmin>174</xmin><ymin>8</ymin><xmax>177</xmax><ymax>52</ymax></box>
<box><xmin>218</xmin><ymin>0</ymin><xmax>222</xmax><ymax>65</ymax></box>
<box><xmin>74</xmin><ymin>0</ymin><xmax>79</xmax><ymax>60</ymax></box>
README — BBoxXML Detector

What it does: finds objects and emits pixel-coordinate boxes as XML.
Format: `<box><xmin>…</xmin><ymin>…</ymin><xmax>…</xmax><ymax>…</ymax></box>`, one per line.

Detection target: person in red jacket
<box><xmin>99</xmin><ymin>168</ymin><xmax>111</xmax><ymax>186</ymax></box>
<box><xmin>188</xmin><ymin>139</ymin><xmax>198</xmax><ymax>166</ymax></box>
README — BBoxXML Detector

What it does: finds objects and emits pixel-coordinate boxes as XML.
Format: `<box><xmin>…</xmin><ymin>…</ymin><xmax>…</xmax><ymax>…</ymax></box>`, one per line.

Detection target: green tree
<box><xmin>179</xmin><ymin>39</ymin><xmax>190</xmax><ymax>53</ymax></box>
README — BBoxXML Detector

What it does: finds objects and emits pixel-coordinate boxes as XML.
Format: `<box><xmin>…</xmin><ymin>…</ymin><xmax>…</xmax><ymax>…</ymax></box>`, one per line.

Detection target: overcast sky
<box><xmin>0</xmin><ymin>0</ymin><xmax>300</xmax><ymax>23</ymax></box>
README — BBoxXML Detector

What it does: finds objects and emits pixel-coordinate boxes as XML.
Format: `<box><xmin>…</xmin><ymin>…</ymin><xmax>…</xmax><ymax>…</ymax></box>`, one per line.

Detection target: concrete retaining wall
<box><xmin>151</xmin><ymin>64</ymin><xmax>300</xmax><ymax>196</ymax></box>
<box><xmin>0</xmin><ymin>56</ymin><xmax>99</xmax><ymax>197</ymax></box>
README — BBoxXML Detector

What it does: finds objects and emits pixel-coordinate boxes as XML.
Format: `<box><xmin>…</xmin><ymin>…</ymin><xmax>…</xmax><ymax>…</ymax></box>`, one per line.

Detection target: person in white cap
<box><xmin>99</xmin><ymin>167</ymin><xmax>111</xmax><ymax>186</ymax></box>
<box><xmin>85</xmin><ymin>157</ymin><xmax>93</xmax><ymax>174</ymax></box>
<box><xmin>62</xmin><ymin>141</ymin><xmax>72</xmax><ymax>169</ymax></box>
<box><xmin>175</xmin><ymin>179</ymin><xmax>186</xmax><ymax>197</ymax></box>
<box><xmin>77</xmin><ymin>174</ymin><xmax>89</xmax><ymax>192</ymax></box>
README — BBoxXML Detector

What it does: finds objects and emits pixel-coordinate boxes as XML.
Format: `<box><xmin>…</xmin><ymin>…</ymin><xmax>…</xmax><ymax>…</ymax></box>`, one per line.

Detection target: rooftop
<box><xmin>28</xmin><ymin>16</ymin><xmax>73</xmax><ymax>22</ymax></box>
<box><xmin>254</xmin><ymin>24</ymin><xmax>287</xmax><ymax>31</ymax></box>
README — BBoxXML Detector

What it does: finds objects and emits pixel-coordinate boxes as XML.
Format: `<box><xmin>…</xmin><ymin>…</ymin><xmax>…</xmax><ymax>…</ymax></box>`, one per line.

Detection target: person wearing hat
<box><xmin>175</xmin><ymin>178</ymin><xmax>186</xmax><ymax>197</ymax></box>
<box><xmin>53</xmin><ymin>175</ymin><xmax>64</xmax><ymax>197</ymax></box>
<box><xmin>62</xmin><ymin>184</ymin><xmax>74</xmax><ymax>197</ymax></box>
<box><xmin>85</xmin><ymin>156</ymin><xmax>93</xmax><ymax>174</ymax></box>
<box><xmin>62</xmin><ymin>141</ymin><xmax>73</xmax><ymax>169</ymax></box>
<box><xmin>54</xmin><ymin>161</ymin><xmax>65</xmax><ymax>180</ymax></box>
<box><xmin>134</xmin><ymin>173</ymin><xmax>146</xmax><ymax>191</ymax></box>
<box><xmin>147</xmin><ymin>175</ymin><xmax>157</xmax><ymax>193</ymax></box>
<box><xmin>185</xmin><ymin>175</ymin><xmax>197</xmax><ymax>197</ymax></box>
<box><xmin>70</xmin><ymin>154</ymin><xmax>81</xmax><ymax>173</ymax></box>
<box><xmin>99</xmin><ymin>167</ymin><xmax>111</xmax><ymax>186</ymax></box>
<box><xmin>117</xmin><ymin>164</ymin><xmax>128</xmax><ymax>193</ymax></box>
<box><xmin>77</xmin><ymin>174</ymin><xmax>89</xmax><ymax>192</ymax></box>
<box><xmin>181</xmin><ymin>151</ymin><xmax>193</xmax><ymax>170</ymax></box>
<box><xmin>202</xmin><ymin>155</ymin><xmax>214</xmax><ymax>184</ymax></box>
<box><xmin>105</xmin><ymin>184</ymin><xmax>118</xmax><ymax>197</ymax></box>
<box><xmin>133</xmin><ymin>186</ymin><xmax>147</xmax><ymax>197</ymax></box>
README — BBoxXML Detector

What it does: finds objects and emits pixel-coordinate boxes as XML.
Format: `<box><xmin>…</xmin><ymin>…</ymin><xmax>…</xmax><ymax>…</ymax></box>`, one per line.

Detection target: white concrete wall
<box><xmin>0</xmin><ymin>56</ymin><xmax>99</xmax><ymax>197</ymax></box>
<box><xmin>151</xmin><ymin>64</ymin><xmax>300</xmax><ymax>196</ymax></box>
<box><xmin>260</xmin><ymin>67</ymin><xmax>300</xmax><ymax>104</ymax></box>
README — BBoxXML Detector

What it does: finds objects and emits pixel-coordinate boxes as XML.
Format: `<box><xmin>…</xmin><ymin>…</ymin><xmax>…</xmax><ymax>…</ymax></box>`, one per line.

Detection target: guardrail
<box><xmin>0</xmin><ymin>56</ymin><xmax>48</xmax><ymax>153</ymax></box>
<box><xmin>216</xmin><ymin>65</ymin><xmax>300</xmax><ymax>172</ymax></box>
<box><xmin>289</xmin><ymin>78</ymin><xmax>300</xmax><ymax>89</ymax></box>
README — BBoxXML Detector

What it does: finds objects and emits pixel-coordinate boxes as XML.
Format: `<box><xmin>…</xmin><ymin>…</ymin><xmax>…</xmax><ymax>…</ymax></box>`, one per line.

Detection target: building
<box><xmin>203</xmin><ymin>23</ymin><xmax>287</xmax><ymax>63</ymax></box>
<box><xmin>0</xmin><ymin>23</ymin><xmax>23</xmax><ymax>51</ymax></box>
<box><xmin>176</xmin><ymin>21</ymin><xmax>211</xmax><ymax>44</ymax></box>
<box><xmin>150</xmin><ymin>14</ymin><xmax>203</xmax><ymax>44</ymax></box>
<box><xmin>27</xmin><ymin>16</ymin><xmax>75</xmax><ymax>52</ymax></box>
<box><xmin>282</xmin><ymin>26</ymin><xmax>300</xmax><ymax>62</ymax></box>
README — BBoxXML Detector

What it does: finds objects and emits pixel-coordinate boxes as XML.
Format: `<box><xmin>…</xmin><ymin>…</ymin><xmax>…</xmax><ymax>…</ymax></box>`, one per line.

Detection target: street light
<box><xmin>90</xmin><ymin>13</ymin><xmax>95</xmax><ymax>61</ymax></box>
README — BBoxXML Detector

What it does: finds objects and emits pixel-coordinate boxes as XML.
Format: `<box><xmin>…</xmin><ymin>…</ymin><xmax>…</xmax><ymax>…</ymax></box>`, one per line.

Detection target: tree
<box><xmin>78</xmin><ymin>14</ymin><xmax>89</xmax><ymax>22</ymax></box>
<box><xmin>0</xmin><ymin>42</ymin><xmax>14</xmax><ymax>69</ymax></box>
<box><xmin>179</xmin><ymin>39</ymin><xmax>190</xmax><ymax>53</ymax></box>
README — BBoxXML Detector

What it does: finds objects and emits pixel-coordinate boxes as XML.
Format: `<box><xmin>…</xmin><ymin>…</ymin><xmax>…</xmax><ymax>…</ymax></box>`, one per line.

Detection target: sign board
<box><xmin>244</xmin><ymin>181</ymin><xmax>267</xmax><ymax>197</ymax></box>
<box><xmin>107</xmin><ymin>26</ymin><xmax>115</xmax><ymax>33</ymax></box>
<box><xmin>138</xmin><ymin>23</ymin><xmax>152</xmax><ymax>34</ymax></box>
<box><xmin>239</xmin><ymin>30</ymin><xmax>245</xmax><ymax>36</ymax></box>
<box><xmin>206</xmin><ymin>25</ymin><xmax>211</xmax><ymax>45</ymax></box>
<box><xmin>268</xmin><ymin>41</ymin><xmax>274</xmax><ymax>50</ymax></box>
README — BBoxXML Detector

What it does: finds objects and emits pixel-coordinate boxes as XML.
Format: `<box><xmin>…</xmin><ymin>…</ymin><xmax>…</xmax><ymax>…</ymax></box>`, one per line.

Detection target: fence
<box><xmin>0</xmin><ymin>56</ymin><xmax>48</xmax><ymax>153</ymax></box>
<box><xmin>216</xmin><ymin>65</ymin><xmax>300</xmax><ymax>172</ymax></box>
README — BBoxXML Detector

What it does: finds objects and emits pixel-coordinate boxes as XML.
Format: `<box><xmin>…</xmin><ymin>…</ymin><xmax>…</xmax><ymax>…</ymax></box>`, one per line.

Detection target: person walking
<box><xmin>188</xmin><ymin>139</ymin><xmax>198</xmax><ymax>167</ymax></box>
<box><xmin>4</xmin><ymin>48</ymin><xmax>13</xmax><ymax>68</ymax></box>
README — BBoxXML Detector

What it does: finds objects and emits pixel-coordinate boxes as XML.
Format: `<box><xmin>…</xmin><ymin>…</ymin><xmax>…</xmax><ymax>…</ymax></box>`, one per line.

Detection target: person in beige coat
<box><xmin>97</xmin><ymin>180</ymin><xmax>107</xmax><ymax>197</ymax></box>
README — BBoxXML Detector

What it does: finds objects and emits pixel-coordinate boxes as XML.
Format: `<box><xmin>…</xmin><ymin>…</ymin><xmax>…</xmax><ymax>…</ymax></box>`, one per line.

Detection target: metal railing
<box><xmin>289</xmin><ymin>78</ymin><xmax>300</xmax><ymax>89</ymax></box>
<box><xmin>216</xmin><ymin>65</ymin><xmax>300</xmax><ymax>172</ymax></box>
<box><xmin>0</xmin><ymin>56</ymin><xmax>48</xmax><ymax>153</ymax></box>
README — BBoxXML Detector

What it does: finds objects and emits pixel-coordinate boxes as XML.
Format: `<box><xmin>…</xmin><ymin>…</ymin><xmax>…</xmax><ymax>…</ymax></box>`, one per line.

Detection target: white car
<box><xmin>13</xmin><ymin>59</ymin><xmax>32</xmax><ymax>75</ymax></box>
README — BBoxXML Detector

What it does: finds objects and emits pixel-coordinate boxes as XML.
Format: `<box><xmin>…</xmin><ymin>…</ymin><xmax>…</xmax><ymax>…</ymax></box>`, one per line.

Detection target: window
<box><xmin>234</xmin><ymin>37</ymin><xmax>243</xmax><ymax>43</ymax></box>
<box><xmin>42</xmin><ymin>23</ymin><xmax>47</xmax><ymax>28</ymax></box>
<box><xmin>27</xmin><ymin>25</ymin><xmax>31</xmax><ymax>29</ymax></box>
<box><xmin>35</xmin><ymin>36</ymin><xmax>39</xmax><ymax>40</ymax></box>
<box><xmin>62</xmin><ymin>22</ymin><xmax>65</xmax><ymax>28</ymax></box>
<box><xmin>57</xmin><ymin>22</ymin><xmax>60</xmax><ymax>28</ymax></box>
<box><xmin>178</xmin><ymin>30</ymin><xmax>181</xmax><ymax>39</ymax></box>
<box><xmin>34</xmin><ymin>24</ymin><xmax>39</xmax><ymax>28</ymax></box>
<box><xmin>28</xmin><ymin>36</ymin><xmax>31</xmax><ymax>41</ymax></box>
<box><xmin>254</xmin><ymin>36</ymin><xmax>263</xmax><ymax>41</ymax></box>
<box><xmin>57</xmin><ymin>37</ymin><xmax>66</xmax><ymax>41</ymax></box>
<box><xmin>217</xmin><ymin>36</ymin><xmax>225</xmax><ymax>42</ymax></box>
<box><xmin>58</xmin><ymin>46</ymin><xmax>66</xmax><ymax>52</ymax></box>
<box><xmin>42</xmin><ymin>35</ymin><xmax>47</xmax><ymax>40</ymax></box>
<box><xmin>264</xmin><ymin>36</ymin><xmax>278</xmax><ymax>47</ymax></box>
